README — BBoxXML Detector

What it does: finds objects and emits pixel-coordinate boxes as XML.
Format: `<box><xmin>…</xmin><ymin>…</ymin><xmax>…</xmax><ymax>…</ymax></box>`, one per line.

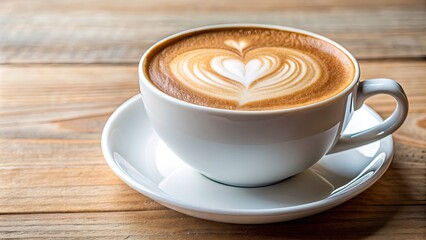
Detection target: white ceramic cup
<box><xmin>138</xmin><ymin>24</ymin><xmax>408</xmax><ymax>187</ymax></box>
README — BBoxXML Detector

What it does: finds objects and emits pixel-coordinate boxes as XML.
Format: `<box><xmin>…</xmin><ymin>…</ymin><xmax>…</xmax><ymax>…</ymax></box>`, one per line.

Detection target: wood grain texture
<box><xmin>0</xmin><ymin>147</ymin><xmax>423</xmax><ymax>214</ymax></box>
<box><xmin>1</xmin><ymin>61</ymin><xmax>424</xmax><ymax>127</ymax></box>
<box><xmin>0</xmin><ymin>205</ymin><xmax>424</xmax><ymax>239</ymax></box>
<box><xmin>0</xmin><ymin>7</ymin><xmax>425</xmax><ymax>63</ymax></box>
<box><xmin>2</xmin><ymin>0</ymin><xmax>425</xmax><ymax>12</ymax></box>
<box><xmin>0</xmin><ymin>62</ymin><xmax>425</xmax><ymax>218</ymax></box>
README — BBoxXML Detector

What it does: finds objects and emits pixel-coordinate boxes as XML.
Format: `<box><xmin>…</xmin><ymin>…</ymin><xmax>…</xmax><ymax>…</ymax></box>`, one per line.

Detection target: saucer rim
<box><xmin>102</xmin><ymin>94</ymin><xmax>393</xmax><ymax>217</ymax></box>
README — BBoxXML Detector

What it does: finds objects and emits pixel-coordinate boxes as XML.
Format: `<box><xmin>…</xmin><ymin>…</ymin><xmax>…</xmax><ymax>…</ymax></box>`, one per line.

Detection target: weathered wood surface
<box><xmin>0</xmin><ymin>62</ymin><xmax>424</xmax><ymax>239</ymax></box>
<box><xmin>0</xmin><ymin>0</ymin><xmax>425</xmax><ymax>239</ymax></box>
<box><xmin>0</xmin><ymin>206</ymin><xmax>424</xmax><ymax>239</ymax></box>
<box><xmin>0</xmin><ymin>1</ymin><xmax>425</xmax><ymax>63</ymax></box>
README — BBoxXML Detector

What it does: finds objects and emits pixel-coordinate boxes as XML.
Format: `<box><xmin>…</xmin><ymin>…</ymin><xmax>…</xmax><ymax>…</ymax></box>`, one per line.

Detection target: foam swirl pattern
<box><xmin>146</xmin><ymin>28</ymin><xmax>356</xmax><ymax>110</ymax></box>
<box><xmin>170</xmin><ymin>44</ymin><xmax>323</xmax><ymax>105</ymax></box>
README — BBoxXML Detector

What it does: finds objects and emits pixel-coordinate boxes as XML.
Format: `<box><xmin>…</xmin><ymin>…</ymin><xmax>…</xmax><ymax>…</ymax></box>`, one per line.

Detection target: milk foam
<box><xmin>147</xmin><ymin>27</ymin><xmax>355</xmax><ymax>110</ymax></box>
<box><xmin>170</xmin><ymin>40</ymin><xmax>322</xmax><ymax>105</ymax></box>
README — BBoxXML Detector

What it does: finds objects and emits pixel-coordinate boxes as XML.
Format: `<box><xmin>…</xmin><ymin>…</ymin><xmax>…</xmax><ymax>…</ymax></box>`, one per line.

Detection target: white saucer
<box><xmin>102</xmin><ymin>95</ymin><xmax>394</xmax><ymax>224</ymax></box>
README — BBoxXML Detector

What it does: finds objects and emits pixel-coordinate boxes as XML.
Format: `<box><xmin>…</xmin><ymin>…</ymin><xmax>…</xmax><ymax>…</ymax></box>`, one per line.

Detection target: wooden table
<box><xmin>1</xmin><ymin>0</ymin><xmax>425</xmax><ymax>239</ymax></box>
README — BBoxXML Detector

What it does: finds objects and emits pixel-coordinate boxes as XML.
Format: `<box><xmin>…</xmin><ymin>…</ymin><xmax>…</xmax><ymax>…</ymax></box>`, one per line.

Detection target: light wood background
<box><xmin>0</xmin><ymin>0</ymin><xmax>425</xmax><ymax>239</ymax></box>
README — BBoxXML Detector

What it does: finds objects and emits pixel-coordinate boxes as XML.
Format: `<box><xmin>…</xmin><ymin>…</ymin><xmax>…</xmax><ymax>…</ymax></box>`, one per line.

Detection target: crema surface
<box><xmin>145</xmin><ymin>28</ymin><xmax>356</xmax><ymax>110</ymax></box>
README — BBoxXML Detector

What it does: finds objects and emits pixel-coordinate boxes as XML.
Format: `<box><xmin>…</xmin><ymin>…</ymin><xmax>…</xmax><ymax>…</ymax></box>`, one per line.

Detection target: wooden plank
<box><xmin>0</xmin><ymin>65</ymin><xmax>139</xmax><ymax>139</ymax></box>
<box><xmin>0</xmin><ymin>62</ymin><xmax>424</xmax><ymax>125</ymax></box>
<box><xmin>0</xmin><ymin>149</ymin><xmax>424</xmax><ymax>214</ymax></box>
<box><xmin>2</xmin><ymin>0</ymin><xmax>424</xmax><ymax>13</ymax></box>
<box><xmin>0</xmin><ymin>8</ymin><xmax>425</xmax><ymax>63</ymax></box>
<box><xmin>361</xmin><ymin>61</ymin><xmax>426</xmax><ymax>116</ymax></box>
<box><xmin>0</xmin><ymin>165</ymin><xmax>165</xmax><ymax>213</ymax></box>
<box><xmin>1</xmin><ymin>61</ymin><xmax>417</xmax><ymax>118</ymax></box>
<box><xmin>0</xmin><ymin>184</ymin><xmax>164</xmax><ymax>214</ymax></box>
<box><xmin>0</xmin><ymin>205</ymin><xmax>424</xmax><ymax>239</ymax></box>
<box><xmin>0</xmin><ymin>139</ymin><xmax>104</xmax><ymax>167</ymax></box>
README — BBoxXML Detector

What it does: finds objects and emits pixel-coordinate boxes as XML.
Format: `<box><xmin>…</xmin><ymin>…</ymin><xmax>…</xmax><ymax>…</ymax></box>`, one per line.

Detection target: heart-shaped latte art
<box><xmin>170</xmin><ymin>42</ymin><xmax>323</xmax><ymax>105</ymax></box>
<box><xmin>211</xmin><ymin>56</ymin><xmax>277</xmax><ymax>88</ymax></box>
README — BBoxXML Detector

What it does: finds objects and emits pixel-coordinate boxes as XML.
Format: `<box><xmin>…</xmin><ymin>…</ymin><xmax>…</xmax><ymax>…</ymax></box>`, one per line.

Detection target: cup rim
<box><xmin>138</xmin><ymin>24</ymin><xmax>360</xmax><ymax>114</ymax></box>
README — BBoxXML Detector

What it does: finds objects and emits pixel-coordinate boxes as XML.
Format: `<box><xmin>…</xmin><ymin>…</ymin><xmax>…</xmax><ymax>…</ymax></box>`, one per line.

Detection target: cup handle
<box><xmin>328</xmin><ymin>78</ymin><xmax>409</xmax><ymax>154</ymax></box>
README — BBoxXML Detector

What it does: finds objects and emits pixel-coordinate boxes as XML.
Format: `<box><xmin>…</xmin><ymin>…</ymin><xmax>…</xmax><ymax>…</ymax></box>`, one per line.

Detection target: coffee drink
<box><xmin>145</xmin><ymin>27</ymin><xmax>356</xmax><ymax>110</ymax></box>
<box><xmin>139</xmin><ymin>25</ymin><xmax>408</xmax><ymax>187</ymax></box>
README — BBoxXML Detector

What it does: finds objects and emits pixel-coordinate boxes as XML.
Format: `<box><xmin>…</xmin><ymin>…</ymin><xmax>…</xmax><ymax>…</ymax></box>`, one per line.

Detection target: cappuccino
<box><xmin>145</xmin><ymin>27</ymin><xmax>355</xmax><ymax>110</ymax></box>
